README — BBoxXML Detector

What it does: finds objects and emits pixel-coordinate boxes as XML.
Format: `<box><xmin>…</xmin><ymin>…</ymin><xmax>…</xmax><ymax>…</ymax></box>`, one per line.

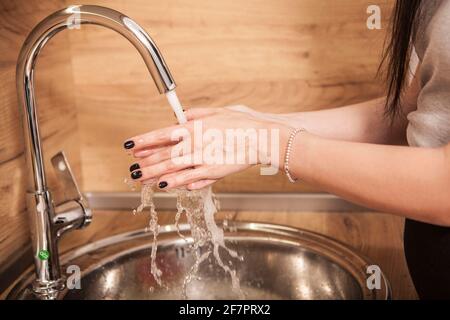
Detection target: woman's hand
<box><xmin>123</xmin><ymin>106</ymin><xmax>290</xmax><ymax>190</ymax></box>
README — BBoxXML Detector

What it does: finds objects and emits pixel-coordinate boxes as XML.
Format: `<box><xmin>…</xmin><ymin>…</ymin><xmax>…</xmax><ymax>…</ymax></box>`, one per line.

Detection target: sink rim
<box><xmin>5</xmin><ymin>221</ymin><xmax>391</xmax><ymax>300</ymax></box>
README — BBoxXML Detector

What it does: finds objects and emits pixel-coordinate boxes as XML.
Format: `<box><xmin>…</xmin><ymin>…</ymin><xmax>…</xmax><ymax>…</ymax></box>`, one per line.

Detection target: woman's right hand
<box><xmin>124</xmin><ymin>105</ymin><xmax>291</xmax><ymax>190</ymax></box>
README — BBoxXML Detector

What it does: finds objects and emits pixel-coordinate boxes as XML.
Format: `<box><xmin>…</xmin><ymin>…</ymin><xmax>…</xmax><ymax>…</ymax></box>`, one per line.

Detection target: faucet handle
<box><xmin>51</xmin><ymin>151</ymin><xmax>92</xmax><ymax>233</ymax></box>
<box><xmin>51</xmin><ymin>151</ymin><xmax>83</xmax><ymax>204</ymax></box>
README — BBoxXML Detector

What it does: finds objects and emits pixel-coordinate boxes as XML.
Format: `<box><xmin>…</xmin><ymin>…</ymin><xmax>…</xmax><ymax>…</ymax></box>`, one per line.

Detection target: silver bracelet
<box><xmin>284</xmin><ymin>128</ymin><xmax>306</xmax><ymax>183</ymax></box>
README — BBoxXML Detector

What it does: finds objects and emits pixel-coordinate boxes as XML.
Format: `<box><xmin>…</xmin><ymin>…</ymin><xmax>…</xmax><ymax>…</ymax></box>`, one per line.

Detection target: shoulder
<box><xmin>415</xmin><ymin>0</ymin><xmax>448</xmax><ymax>59</ymax></box>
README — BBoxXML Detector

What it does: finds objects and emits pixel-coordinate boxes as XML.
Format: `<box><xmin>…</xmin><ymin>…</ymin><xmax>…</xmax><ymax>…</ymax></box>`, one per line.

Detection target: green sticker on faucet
<box><xmin>38</xmin><ymin>250</ymin><xmax>50</xmax><ymax>260</ymax></box>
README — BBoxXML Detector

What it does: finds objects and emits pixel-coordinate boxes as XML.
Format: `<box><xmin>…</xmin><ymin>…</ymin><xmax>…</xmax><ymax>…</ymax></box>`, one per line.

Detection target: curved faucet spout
<box><xmin>16</xmin><ymin>5</ymin><xmax>176</xmax><ymax>298</ymax></box>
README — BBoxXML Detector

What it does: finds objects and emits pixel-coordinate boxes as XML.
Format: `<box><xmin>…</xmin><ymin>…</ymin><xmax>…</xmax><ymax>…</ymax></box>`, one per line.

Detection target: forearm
<box><xmin>284</xmin><ymin>98</ymin><xmax>407</xmax><ymax>144</ymax></box>
<box><xmin>282</xmin><ymin>129</ymin><xmax>450</xmax><ymax>225</ymax></box>
<box><xmin>264</xmin><ymin>97</ymin><xmax>408</xmax><ymax>145</ymax></box>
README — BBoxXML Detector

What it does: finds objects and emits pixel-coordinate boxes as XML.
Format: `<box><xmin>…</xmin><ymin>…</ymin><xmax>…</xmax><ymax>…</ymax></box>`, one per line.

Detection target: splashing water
<box><xmin>130</xmin><ymin>90</ymin><xmax>243</xmax><ymax>299</ymax></box>
<box><xmin>173</xmin><ymin>187</ymin><xmax>243</xmax><ymax>298</ymax></box>
<box><xmin>132</xmin><ymin>184</ymin><xmax>243</xmax><ymax>298</ymax></box>
<box><xmin>134</xmin><ymin>183</ymin><xmax>163</xmax><ymax>286</ymax></box>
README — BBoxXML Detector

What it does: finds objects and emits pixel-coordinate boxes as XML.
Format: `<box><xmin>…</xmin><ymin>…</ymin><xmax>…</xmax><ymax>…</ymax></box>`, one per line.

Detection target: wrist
<box><xmin>278</xmin><ymin>124</ymin><xmax>293</xmax><ymax>169</ymax></box>
<box><xmin>259</xmin><ymin>122</ymin><xmax>293</xmax><ymax>169</ymax></box>
<box><xmin>277</xmin><ymin>125</ymin><xmax>311</xmax><ymax>181</ymax></box>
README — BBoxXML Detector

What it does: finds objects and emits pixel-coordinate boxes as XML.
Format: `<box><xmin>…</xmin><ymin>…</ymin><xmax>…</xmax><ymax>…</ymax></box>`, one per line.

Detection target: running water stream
<box><xmin>131</xmin><ymin>90</ymin><xmax>243</xmax><ymax>299</ymax></box>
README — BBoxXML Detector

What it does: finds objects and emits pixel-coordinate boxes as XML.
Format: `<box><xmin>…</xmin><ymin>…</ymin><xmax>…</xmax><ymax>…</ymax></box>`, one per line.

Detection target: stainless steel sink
<box><xmin>6</xmin><ymin>221</ymin><xmax>390</xmax><ymax>300</ymax></box>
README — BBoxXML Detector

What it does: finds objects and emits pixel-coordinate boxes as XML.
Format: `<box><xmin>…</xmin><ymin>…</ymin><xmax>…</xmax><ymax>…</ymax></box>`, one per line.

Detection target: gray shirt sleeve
<box><xmin>406</xmin><ymin>0</ymin><xmax>450</xmax><ymax>148</ymax></box>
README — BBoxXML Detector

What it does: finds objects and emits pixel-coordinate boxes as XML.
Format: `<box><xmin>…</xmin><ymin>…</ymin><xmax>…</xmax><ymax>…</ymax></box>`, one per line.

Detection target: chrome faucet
<box><xmin>16</xmin><ymin>5</ymin><xmax>176</xmax><ymax>299</ymax></box>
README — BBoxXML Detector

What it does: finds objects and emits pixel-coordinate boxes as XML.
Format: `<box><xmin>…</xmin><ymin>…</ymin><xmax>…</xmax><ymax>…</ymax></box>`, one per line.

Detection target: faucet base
<box><xmin>32</xmin><ymin>278</ymin><xmax>65</xmax><ymax>300</ymax></box>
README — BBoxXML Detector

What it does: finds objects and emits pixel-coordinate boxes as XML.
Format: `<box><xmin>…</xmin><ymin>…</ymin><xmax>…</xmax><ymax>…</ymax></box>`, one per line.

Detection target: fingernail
<box><xmin>124</xmin><ymin>140</ymin><xmax>135</xmax><ymax>149</ymax></box>
<box><xmin>158</xmin><ymin>181</ymin><xmax>168</xmax><ymax>189</ymax></box>
<box><xmin>131</xmin><ymin>170</ymin><xmax>142</xmax><ymax>180</ymax></box>
<box><xmin>129</xmin><ymin>163</ymin><xmax>140</xmax><ymax>172</ymax></box>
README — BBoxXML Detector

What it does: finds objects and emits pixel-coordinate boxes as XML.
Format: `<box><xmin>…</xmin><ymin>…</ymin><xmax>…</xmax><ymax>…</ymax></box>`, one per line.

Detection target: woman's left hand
<box><xmin>123</xmin><ymin>106</ymin><xmax>289</xmax><ymax>190</ymax></box>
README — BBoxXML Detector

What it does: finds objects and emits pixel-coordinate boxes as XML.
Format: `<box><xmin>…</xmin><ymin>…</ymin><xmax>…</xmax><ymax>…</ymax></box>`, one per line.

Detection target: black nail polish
<box><xmin>159</xmin><ymin>181</ymin><xmax>168</xmax><ymax>189</ymax></box>
<box><xmin>129</xmin><ymin>163</ymin><xmax>140</xmax><ymax>172</ymax></box>
<box><xmin>131</xmin><ymin>170</ymin><xmax>142</xmax><ymax>180</ymax></box>
<box><xmin>124</xmin><ymin>140</ymin><xmax>135</xmax><ymax>149</ymax></box>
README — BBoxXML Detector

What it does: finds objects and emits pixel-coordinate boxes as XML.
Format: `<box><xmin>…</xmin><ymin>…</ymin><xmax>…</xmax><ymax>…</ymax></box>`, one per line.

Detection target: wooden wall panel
<box><xmin>0</xmin><ymin>0</ymin><xmax>81</xmax><ymax>274</ymax></box>
<box><xmin>66</xmin><ymin>0</ymin><xmax>392</xmax><ymax>192</ymax></box>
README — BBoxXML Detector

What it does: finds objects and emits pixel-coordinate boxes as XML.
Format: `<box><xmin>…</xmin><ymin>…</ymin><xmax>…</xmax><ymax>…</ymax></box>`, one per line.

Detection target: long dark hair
<box><xmin>380</xmin><ymin>0</ymin><xmax>423</xmax><ymax>118</ymax></box>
